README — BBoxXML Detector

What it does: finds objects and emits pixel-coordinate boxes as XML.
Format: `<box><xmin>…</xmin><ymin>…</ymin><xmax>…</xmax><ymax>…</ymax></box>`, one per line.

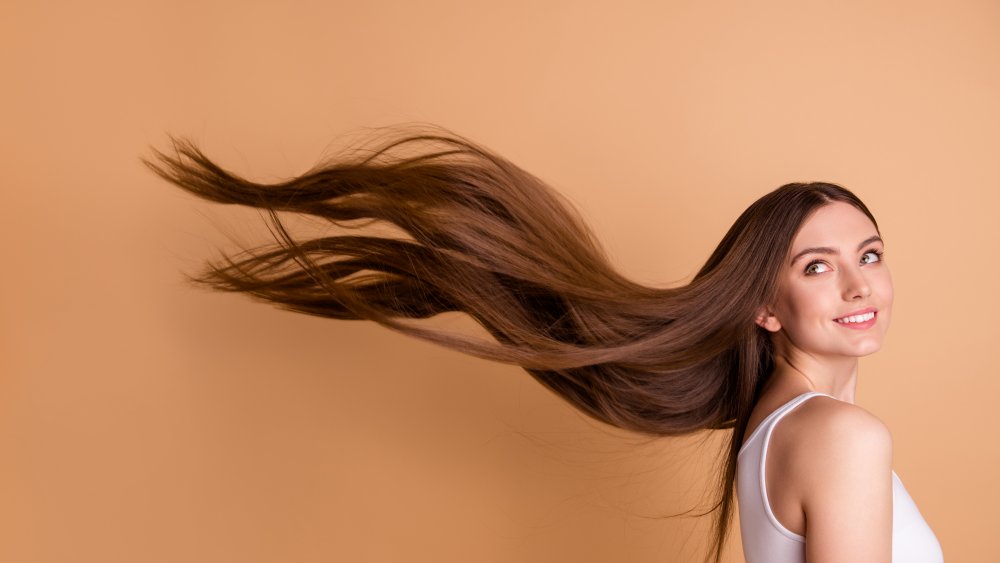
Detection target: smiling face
<box><xmin>755</xmin><ymin>201</ymin><xmax>894</xmax><ymax>359</ymax></box>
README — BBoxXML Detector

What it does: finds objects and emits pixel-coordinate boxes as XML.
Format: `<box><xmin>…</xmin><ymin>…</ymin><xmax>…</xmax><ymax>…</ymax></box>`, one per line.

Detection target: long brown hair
<box><xmin>142</xmin><ymin>124</ymin><xmax>879</xmax><ymax>563</ymax></box>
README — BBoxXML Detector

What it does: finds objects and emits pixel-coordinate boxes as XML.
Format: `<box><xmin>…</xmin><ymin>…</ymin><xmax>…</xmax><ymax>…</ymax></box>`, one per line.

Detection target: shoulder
<box><xmin>783</xmin><ymin>395</ymin><xmax>894</xmax><ymax>501</ymax></box>
<box><xmin>779</xmin><ymin>396</ymin><xmax>892</xmax><ymax>469</ymax></box>
<box><xmin>791</xmin><ymin>395</ymin><xmax>891</xmax><ymax>439</ymax></box>
<box><xmin>798</xmin><ymin>396</ymin><xmax>892</xmax><ymax>453</ymax></box>
<box><xmin>788</xmin><ymin>398</ymin><xmax>895</xmax><ymax>559</ymax></box>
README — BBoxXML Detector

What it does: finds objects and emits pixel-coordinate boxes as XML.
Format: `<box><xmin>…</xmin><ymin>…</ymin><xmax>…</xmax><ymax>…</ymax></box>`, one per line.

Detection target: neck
<box><xmin>769</xmin><ymin>338</ymin><xmax>860</xmax><ymax>404</ymax></box>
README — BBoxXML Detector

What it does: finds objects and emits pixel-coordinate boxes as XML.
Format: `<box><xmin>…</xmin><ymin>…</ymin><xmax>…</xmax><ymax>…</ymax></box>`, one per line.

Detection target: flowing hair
<box><xmin>142</xmin><ymin>124</ymin><xmax>879</xmax><ymax>563</ymax></box>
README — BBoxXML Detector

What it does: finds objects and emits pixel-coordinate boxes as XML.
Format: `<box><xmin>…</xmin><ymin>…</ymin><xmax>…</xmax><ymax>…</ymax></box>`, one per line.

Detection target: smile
<box><xmin>834</xmin><ymin>310</ymin><xmax>877</xmax><ymax>329</ymax></box>
<box><xmin>836</xmin><ymin>311</ymin><xmax>875</xmax><ymax>324</ymax></box>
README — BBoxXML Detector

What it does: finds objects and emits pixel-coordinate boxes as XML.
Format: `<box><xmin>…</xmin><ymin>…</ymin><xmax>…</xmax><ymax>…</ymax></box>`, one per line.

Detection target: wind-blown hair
<box><xmin>142</xmin><ymin>124</ymin><xmax>879</xmax><ymax>563</ymax></box>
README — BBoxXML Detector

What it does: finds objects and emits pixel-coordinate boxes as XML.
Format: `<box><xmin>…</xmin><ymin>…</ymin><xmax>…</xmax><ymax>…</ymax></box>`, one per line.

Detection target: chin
<box><xmin>849</xmin><ymin>340</ymin><xmax>884</xmax><ymax>357</ymax></box>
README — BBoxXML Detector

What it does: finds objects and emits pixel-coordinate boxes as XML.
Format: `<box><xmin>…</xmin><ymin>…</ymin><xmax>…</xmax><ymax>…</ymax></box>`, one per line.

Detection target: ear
<box><xmin>754</xmin><ymin>305</ymin><xmax>782</xmax><ymax>333</ymax></box>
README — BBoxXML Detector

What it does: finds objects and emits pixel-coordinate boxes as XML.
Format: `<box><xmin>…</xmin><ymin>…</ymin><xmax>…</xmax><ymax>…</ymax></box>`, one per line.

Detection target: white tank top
<box><xmin>736</xmin><ymin>392</ymin><xmax>944</xmax><ymax>562</ymax></box>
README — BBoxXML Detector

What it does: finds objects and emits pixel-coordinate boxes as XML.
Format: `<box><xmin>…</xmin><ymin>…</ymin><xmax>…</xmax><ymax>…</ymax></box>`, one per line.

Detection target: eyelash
<box><xmin>804</xmin><ymin>248</ymin><xmax>884</xmax><ymax>275</ymax></box>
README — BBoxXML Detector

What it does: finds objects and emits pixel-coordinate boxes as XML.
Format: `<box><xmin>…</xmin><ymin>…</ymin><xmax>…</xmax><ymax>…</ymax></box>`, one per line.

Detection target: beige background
<box><xmin>2</xmin><ymin>1</ymin><xmax>997</xmax><ymax>561</ymax></box>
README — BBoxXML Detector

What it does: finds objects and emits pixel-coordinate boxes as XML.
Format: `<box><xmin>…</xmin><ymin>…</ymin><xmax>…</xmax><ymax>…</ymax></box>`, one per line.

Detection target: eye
<box><xmin>861</xmin><ymin>249</ymin><xmax>883</xmax><ymax>264</ymax></box>
<box><xmin>804</xmin><ymin>261</ymin><xmax>830</xmax><ymax>275</ymax></box>
<box><xmin>803</xmin><ymin>249</ymin><xmax>884</xmax><ymax>275</ymax></box>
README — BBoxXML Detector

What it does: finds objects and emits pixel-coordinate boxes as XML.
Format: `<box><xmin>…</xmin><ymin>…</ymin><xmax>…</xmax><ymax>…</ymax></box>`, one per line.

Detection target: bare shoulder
<box><xmin>784</xmin><ymin>397</ymin><xmax>894</xmax><ymax>561</ymax></box>
<box><xmin>780</xmin><ymin>396</ymin><xmax>893</xmax><ymax>481</ymax></box>
<box><xmin>790</xmin><ymin>396</ymin><xmax>892</xmax><ymax>448</ymax></box>
<box><xmin>766</xmin><ymin>395</ymin><xmax>893</xmax><ymax>495</ymax></box>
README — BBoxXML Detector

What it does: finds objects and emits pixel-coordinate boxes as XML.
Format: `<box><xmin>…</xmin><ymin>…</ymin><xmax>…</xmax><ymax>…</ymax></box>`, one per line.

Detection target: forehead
<box><xmin>791</xmin><ymin>201</ymin><xmax>878</xmax><ymax>249</ymax></box>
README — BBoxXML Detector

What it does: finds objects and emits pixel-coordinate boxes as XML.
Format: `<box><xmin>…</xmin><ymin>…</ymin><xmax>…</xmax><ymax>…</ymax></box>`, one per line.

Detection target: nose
<box><xmin>842</xmin><ymin>265</ymin><xmax>872</xmax><ymax>301</ymax></box>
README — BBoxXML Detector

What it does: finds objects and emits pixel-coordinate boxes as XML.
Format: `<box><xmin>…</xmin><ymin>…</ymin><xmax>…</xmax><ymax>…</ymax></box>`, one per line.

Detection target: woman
<box><xmin>737</xmin><ymin>201</ymin><xmax>943</xmax><ymax>562</ymax></box>
<box><xmin>143</xmin><ymin>125</ymin><xmax>943</xmax><ymax>562</ymax></box>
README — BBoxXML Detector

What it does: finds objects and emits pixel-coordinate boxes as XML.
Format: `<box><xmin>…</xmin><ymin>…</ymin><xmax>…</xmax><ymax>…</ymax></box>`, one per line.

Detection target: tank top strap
<box><xmin>779</xmin><ymin>391</ymin><xmax>834</xmax><ymax>413</ymax></box>
<box><xmin>764</xmin><ymin>391</ymin><xmax>834</xmax><ymax>433</ymax></box>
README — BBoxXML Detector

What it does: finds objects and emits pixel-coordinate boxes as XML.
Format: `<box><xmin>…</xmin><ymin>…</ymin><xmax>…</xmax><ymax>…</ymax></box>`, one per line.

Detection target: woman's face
<box><xmin>757</xmin><ymin>201</ymin><xmax>894</xmax><ymax>359</ymax></box>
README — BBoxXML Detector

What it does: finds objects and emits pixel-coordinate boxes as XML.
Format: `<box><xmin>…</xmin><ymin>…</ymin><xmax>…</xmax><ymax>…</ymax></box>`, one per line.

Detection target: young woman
<box><xmin>737</xmin><ymin>202</ymin><xmax>943</xmax><ymax>562</ymax></box>
<box><xmin>143</xmin><ymin>125</ymin><xmax>943</xmax><ymax>563</ymax></box>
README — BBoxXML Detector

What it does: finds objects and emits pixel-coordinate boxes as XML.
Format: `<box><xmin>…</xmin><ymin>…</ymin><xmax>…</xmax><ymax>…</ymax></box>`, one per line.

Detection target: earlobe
<box><xmin>754</xmin><ymin>307</ymin><xmax>782</xmax><ymax>332</ymax></box>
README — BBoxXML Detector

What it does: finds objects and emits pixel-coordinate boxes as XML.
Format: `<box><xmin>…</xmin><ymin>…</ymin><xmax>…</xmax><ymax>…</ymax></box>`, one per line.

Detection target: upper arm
<box><xmin>793</xmin><ymin>402</ymin><xmax>893</xmax><ymax>563</ymax></box>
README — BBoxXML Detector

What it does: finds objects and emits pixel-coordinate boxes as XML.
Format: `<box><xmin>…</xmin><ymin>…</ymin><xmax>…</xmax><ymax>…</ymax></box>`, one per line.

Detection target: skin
<box><xmin>744</xmin><ymin>201</ymin><xmax>896</xmax><ymax>562</ymax></box>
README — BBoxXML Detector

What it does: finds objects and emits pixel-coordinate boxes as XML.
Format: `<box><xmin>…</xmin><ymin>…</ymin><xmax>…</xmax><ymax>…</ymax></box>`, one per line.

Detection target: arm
<box><xmin>794</xmin><ymin>403</ymin><xmax>894</xmax><ymax>563</ymax></box>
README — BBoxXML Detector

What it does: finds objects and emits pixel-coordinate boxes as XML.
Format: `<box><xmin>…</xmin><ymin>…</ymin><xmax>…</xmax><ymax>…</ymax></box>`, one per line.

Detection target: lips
<box><xmin>834</xmin><ymin>307</ymin><xmax>878</xmax><ymax>330</ymax></box>
<box><xmin>833</xmin><ymin>307</ymin><xmax>877</xmax><ymax>322</ymax></box>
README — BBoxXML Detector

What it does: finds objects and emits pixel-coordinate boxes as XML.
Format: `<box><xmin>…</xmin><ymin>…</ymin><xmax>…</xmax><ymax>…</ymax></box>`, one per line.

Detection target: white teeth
<box><xmin>836</xmin><ymin>311</ymin><xmax>875</xmax><ymax>323</ymax></box>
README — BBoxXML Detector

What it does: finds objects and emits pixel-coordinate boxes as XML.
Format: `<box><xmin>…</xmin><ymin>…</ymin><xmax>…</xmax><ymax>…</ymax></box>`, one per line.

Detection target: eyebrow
<box><xmin>790</xmin><ymin>235</ymin><xmax>883</xmax><ymax>266</ymax></box>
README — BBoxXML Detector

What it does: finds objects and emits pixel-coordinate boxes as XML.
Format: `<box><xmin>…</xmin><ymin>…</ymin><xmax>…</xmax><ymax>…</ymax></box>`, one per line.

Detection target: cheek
<box><xmin>778</xmin><ymin>283</ymin><xmax>831</xmax><ymax>326</ymax></box>
<box><xmin>874</xmin><ymin>270</ymin><xmax>894</xmax><ymax>330</ymax></box>
<box><xmin>873</xmin><ymin>267</ymin><xmax>894</xmax><ymax>306</ymax></box>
